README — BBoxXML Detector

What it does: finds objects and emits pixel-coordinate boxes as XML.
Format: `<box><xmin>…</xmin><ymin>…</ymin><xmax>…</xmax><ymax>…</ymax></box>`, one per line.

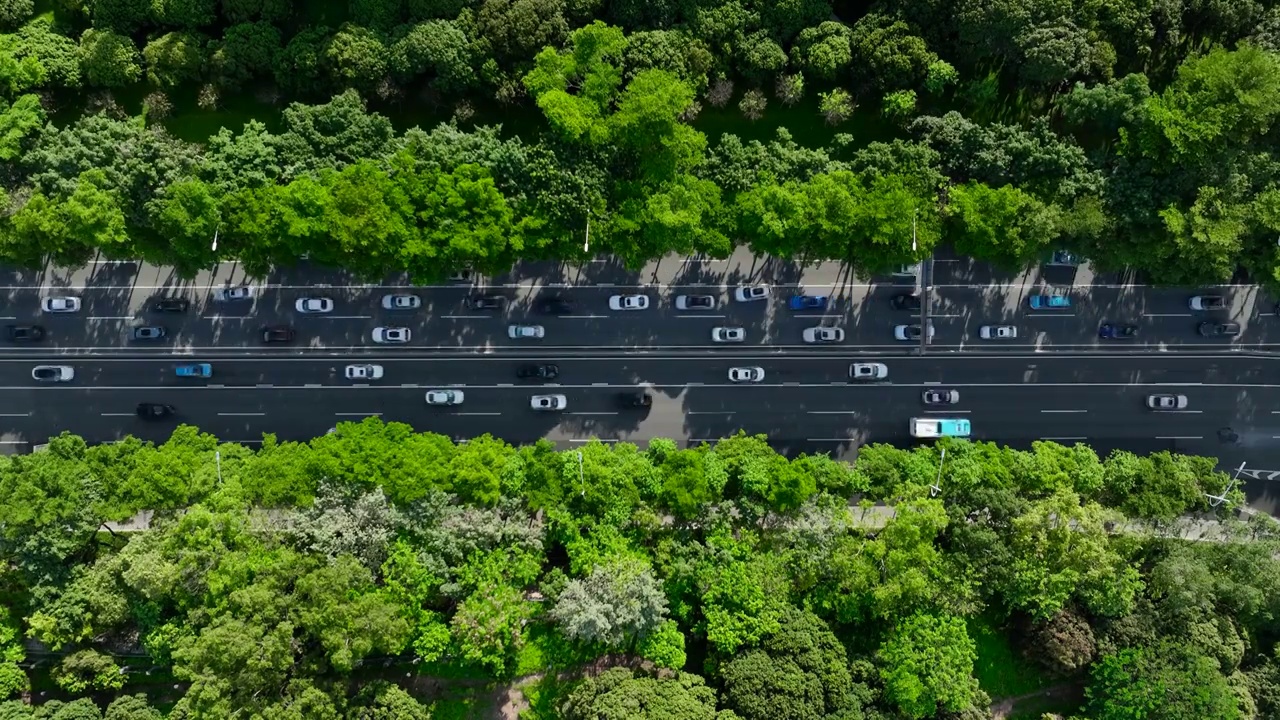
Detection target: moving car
<box><xmin>41</xmin><ymin>296</ymin><xmax>80</xmax><ymax>313</ymax></box>
<box><xmin>1198</xmin><ymin>321</ymin><xmax>1241</xmax><ymax>337</ymax></box>
<box><xmin>675</xmin><ymin>295</ymin><xmax>716</xmax><ymax>310</ymax></box>
<box><xmin>619</xmin><ymin>391</ymin><xmax>652</xmax><ymax>408</ymax></box>
<box><xmin>261</xmin><ymin>326</ymin><xmax>296</xmax><ymax>343</ymax></box>
<box><xmin>6</xmin><ymin>325</ymin><xmax>44</xmax><ymax>343</ymax></box>
<box><xmin>789</xmin><ymin>295</ymin><xmax>827</xmax><ymax>310</ymax></box>
<box><xmin>508</xmin><ymin>324</ymin><xmax>545</xmax><ymax>339</ymax></box>
<box><xmin>910</xmin><ymin>417</ymin><xmax>970</xmax><ymax>438</ymax></box>
<box><xmin>894</xmin><ymin>323</ymin><xmax>935</xmax><ymax>341</ymax></box>
<box><xmin>979</xmin><ymin>325</ymin><xmax>1018</xmax><ymax>340</ymax></box>
<box><xmin>1189</xmin><ymin>295</ymin><xmax>1226</xmax><ymax>311</ymax></box>
<box><xmin>609</xmin><ymin>294</ymin><xmax>650</xmax><ymax>311</ymax></box>
<box><xmin>136</xmin><ymin>403</ymin><xmax>175</xmax><ymax>420</ymax></box>
<box><xmin>213</xmin><ymin>286</ymin><xmax>253</xmax><ymax>302</ymax></box>
<box><xmin>734</xmin><ymin>286</ymin><xmax>769</xmax><ymax>302</ymax></box>
<box><xmin>728</xmin><ymin>366</ymin><xmax>765</xmax><ymax>383</ymax></box>
<box><xmin>372</xmin><ymin>326</ymin><xmax>411</xmax><ymax>343</ymax></box>
<box><xmin>516</xmin><ymin>363</ymin><xmax>559</xmax><ymax>379</ymax></box>
<box><xmin>1147</xmin><ymin>394</ymin><xmax>1188</xmax><ymax>410</ymax></box>
<box><xmin>31</xmin><ymin>365</ymin><xmax>73</xmax><ymax>382</ymax></box>
<box><xmin>150</xmin><ymin>298</ymin><xmax>190</xmax><ymax>313</ymax></box>
<box><xmin>130</xmin><ymin>326</ymin><xmax>167</xmax><ymax>341</ymax></box>
<box><xmin>295</xmin><ymin>297</ymin><xmax>334</xmax><ymax>314</ymax></box>
<box><xmin>531</xmin><ymin>394</ymin><xmax>567</xmax><ymax>411</ymax></box>
<box><xmin>891</xmin><ymin>294</ymin><xmax>921</xmax><ymax>311</ymax></box>
<box><xmin>1028</xmin><ymin>295</ymin><xmax>1071</xmax><ymax>309</ymax></box>
<box><xmin>1098</xmin><ymin>323</ymin><xmax>1138</xmax><ymax>339</ymax></box>
<box><xmin>382</xmin><ymin>294</ymin><xmax>421</xmax><ymax>310</ymax></box>
<box><xmin>345</xmin><ymin>364</ymin><xmax>384</xmax><ymax>380</ymax></box>
<box><xmin>426</xmin><ymin>389</ymin><xmax>464</xmax><ymax>405</ymax></box>
<box><xmin>468</xmin><ymin>295</ymin><xmax>506</xmax><ymax>311</ymax></box>
<box><xmin>849</xmin><ymin>362</ymin><xmax>888</xmax><ymax>380</ymax></box>
<box><xmin>922</xmin><ymin>388</ymin><xmax>960</xmax><ymax>405</ymax></box>
<box><xmin>536</xmin><ymin>296</ymin><xmax>574</xmax><ymax>314</ymax></box>
<box><xmin>711</xmin><ymin>327</ymin><xmax>745</xmax><ymax>343</ymax></box>
<box><xmin>175</xmin><ymin>363</ymin><xmax>212</xmax><ymax>378</ymax></box>
<box><xmin>803</xmin><ymin>326</ymin><xmax>844</xmax><ymax>343</ymax></box>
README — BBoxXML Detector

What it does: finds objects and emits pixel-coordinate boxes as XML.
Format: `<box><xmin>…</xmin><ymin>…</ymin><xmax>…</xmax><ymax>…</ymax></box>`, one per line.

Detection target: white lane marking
<box><xmin>568</xmin><ymin>411</ymin><xmax>617</xmax><ymax>416</ymax></box>
<box><xmin>218</xmin><ymin>412</ymin><xmax>265</xmax><ymax>416</ymax></box>
<box><xmin>2</xmin><ymin>381</ymin><xmax>1279</xmax><ymax>390</ymax></box>
<box><xmin>1043</xmin><ymin>436</ymin><xmax>1087</xmax><ymax>440</ymax></box>
<box><xmin>0</xmin><ymin>412</ymin><xmax>29</xmax><ymax>417</ymax></box>
<box><xmin>806</xmin><ymin>438</ymin><xmax>853</xmax><ymax>442</ymax></box>
<box><xmin>441</xmin><ymin>315</ymin><xmax>488</xmax><ymax>319</ymax></box>
<box><xmin>456</xmin><ymin>412</ymin><xmax>502</xmax><ymax>416</ymax></box>
<box><xmin>334</xmin><ymin>412</ymin><xmax>380</xmax><ymax>416</ymax></box>
<box><xmin>807</xmin><ymin>410</ymin><xmax>859</xmax><ymax>415</ymax></box>
<box><xmin>1144</xmin><ymin>313</ymin><xmax>1194</xmax><ymax>317</ymax></box>
<box><xmin>0</xmin><ymin>440</ymin><xmax>27</xmax><ymax>444</ymax></box>
<box><xmin>256</xmin><ymin>383</ymin><xmax>272</xmax><ymax>388</ymax></box>
<box><xmin>0</xmin><ymin>350</ymin><xmax>1271</xmax><ymax>361</ymax></box>
<box><xmin>87</xmin><ymin>316</ymin><xmax>133</xmax><ymax>321</ymax></box>
<box><xmin>100</xmin><ymin>412</ymin><xmax>133</xmax><ymax>416</ymax></box>
<box><xmin>1041</xmin><ymin>409</ymin><xmax>1087</xmax><ymax>413</ymax></box>
<box><xmin>1156</xmin><ymin>435</ymin><xmax>1203</xmax><ymax>440</ymax></box>
<box><xmin>316</xmin><ymin>315</ymin><xmax>371</xmax><ymax>320</ymax></box>
<box><xmin>1162</xmin><ymin>410</ymin><xmax>1204</xmax><ymax>414</ymax></box>
<box><xmin>676</xmin><ymin>314</ymin><xmax>726</xmax><ymax>318</ymax></box>
<box><xmin>0</xmin><ymin>316</ymin><xmax>16</xmax><ymax>320</ymax></box>
<box><xmin>923</xmin><ymin>409</ymin><xmax>971</xmax><ymax>414</ymax></box>
<box><xmin>560</xmin><ymin>315</ymin><xmax>609</xmax><ymax>319</ymax></box>
<box><xmin>569</xmin><ymin>438</ymin><xmax>618</xmax><ymax>443</ymax></box>
<box><xmin>686</xmin><ymin>411</ymin><xmax>734</xmax><ymax>415</ymax></box>
<box><xmin>1026</xmin><ymin>314</ymin><xmax>1077</xmax><ymax>317</ymax></box>
<box><xmin>202</xmin><ymin>316</ymin><xmax>254</xmax><ymax>320</ymax></box>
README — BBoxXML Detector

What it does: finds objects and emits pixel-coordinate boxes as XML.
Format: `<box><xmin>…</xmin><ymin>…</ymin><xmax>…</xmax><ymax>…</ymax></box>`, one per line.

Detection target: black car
<box><xmin>536</xmin><ymin>296</ymin><xmax>574</xmax><ymax>314</ymax></box>
<box><xmin>1098</xmin><ymin>323</ymin><xmax>1139</xmax><ymax>339</ymax></box>
<box><xmin>517</xmin><ymin>363</ymin><xmax>559</xmax><ymax>380</ymax></box>
<box><xmin>150</xmin><ymin>298</ymin><xmax>190</xmax><ymax>313</ymax></box>
<box><xmin>136</xmin><ymin>403</ymin><xmax>175</xmax><ymax>419</ymax></box>
<box><xmin>262</xmin><ymin>326</ymin><xmax>296</xmax><ymax>343</ymax></box>
<box><xmin>619</xmin><ymin>391</ymin><xmax>652</xmax><ymax>408</ymax></box>
<box><xmin>131</xmin><ymin>326</ymin><xmax>167</xmax><ymax>341</ymax></box>
<box><xmin>1198</xmin><ymin>321</ymin><xmax>1241</xmax><ymax>337</ymax></box>
<box><xmin>469</xmin><ymin>295</ymin><xmax>507</xmax><ymax>311</ymax></box>
<box><xmin>891</xmin><ymin>294</ymin><xmax>921</xmax><ymax>311</ymax></box>
<box><xmin>6</xmin><ymin>325</ymin><xmax>45</xmax><ymax>342</ymax></box>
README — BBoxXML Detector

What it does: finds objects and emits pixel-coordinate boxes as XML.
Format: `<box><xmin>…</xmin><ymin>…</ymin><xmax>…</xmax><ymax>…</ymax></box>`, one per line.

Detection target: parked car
<box><xmin>711</xmin><ymin>327</ymin><xmax>745</xmax><ymax>343</ymax></box>
<box><xmin>530</xmin><ymin>394</ymin><xmax>567</xmax><ymax>411</ymax></box>
<box><xmin>891</xmin><ymin>294</ymin><xmax>921</xmax><ymax>311</ymax></box>
<box><xmin>609</xmin><ymin>294</ymin><xmax>650</xmax><ymax>311</ymax></box>
<box><xmin>41</xmin><ymin>296</ymin><xmax>80</xmax><ymax>313</ymax></box>
<box><xmin>295</xmin><ymin>297</ymin><xmax>334</xmax><ymax>314</ymax></box>
<box><xmin>468</xmin><ymin>295</ymin><xmax>506</xmax><ymax>311</ymax></box>
<box><xmin>849</xmin><ymin>362</ymin><xmax>888</xmax><ymax>380</ymax></box>
<box><xmin>150</xmin><ymin>298</ymin><xmax>190</xmax><ymax>313</ymax></box>
<box><xmin>734</xmin><ymin>286</ymin><xmax>769</xmax><ymax>302</ymax></box>
<box><xmin>6</xmin><ymin>325</ymin><xmax>44</xmax><ymax>342</ymax></box>
<box><xmin>979</xmin><ymin>325</ymin><xmax>1018</xmax><ymax>340</ymax></box>
<box><xmin>803</xmin><ymin>326</ymin><xmax>844</xmax><ymax>343</ymax></box>
<box><xmin>261</xmin><ymin>326</ymin><xmax>296</xmax><ymax>343</ymax></box>
<box><xmin>922</xmin><ymin>388</ymin><xmax>960</xmax><ymax>405</ymax></box>
<box><xmin>372</xmin><ymin>326</ymin><xmax>411</xmax><ymax>343</ymax></box>
<box><xmin>1198</xmin><ymin>321</ymin><xmax>1241</xmax><ymax>337</ymax></box>
<box><xmin>31</xmin><ymin>365</ymin><xmax>74</xmax><ymax>382</ymax></box>
<box><xmin>516</xmin><ymin>364</ymin><xmax>559</xmax><ymax>379</ymax></box>
<box><xmin>175</xmin><ymin>363</ymin><xmax>213</xmax><ymax>378</ymax></box>
<box><xmin>508</xmin><ymin>324</ymin><xmax>545</xmax><ymax>339</ymax></box>
<box><xmin>130</xmin><ymin>326</ymin><xmax>167</xmax><ymax>341</ymax></box>
<box><xmin>345</xmin><ymin>364</ymin><xmax>384</xmax><ymax>380</ymax></box>
<box><xmin>1098</xmin><ymin>323</ymin><xmax>1139</xmax><ymax>339</ymax></box>
<box><xmin>675</xmin><ymin>295</ymin><xmax>716</xmax><ymax>310</ymax></box>
<box><xmin>788</xmin><ymin>295</ymin><xmax>827</xmax><ymax>310</ymax></box>
<box><xmin>381</xmin><ymin>294</ymin><xmax>421</xmax><ymax>310</ymax></box>
<box><xmin>894</xmin><ymin>323</ymin><xmax>935</xmax><ymax>341</ymax></box>
<box><xmin>213</xmin><ymin>286</ymin><xmax>254</xmax><ymax>301</ymax></box>
<box><xmin>136</xmin><ymin>403</ymin><xmax>175</xmax><ymax>419</ymax></box>
<box><xmin>1028</xmin><ymin>295</ymin><xmax>1071</xmax><ymax>309</ymax></box>
<box><xmin>426</xmin><ymin>389</ymin><xmax>465</xmax><ymax>405</ymax></box>
<box><xmin>1189</xmin><ymin>295</ymin><xmax>1226</xmax><ymax>311</ymax></box>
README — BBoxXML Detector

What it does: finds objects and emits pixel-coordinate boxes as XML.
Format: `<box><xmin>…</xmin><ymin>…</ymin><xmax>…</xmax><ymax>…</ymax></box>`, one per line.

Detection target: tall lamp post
<box><xmin>1207</xmin><ymin>462</ymin><xmax>1246</xmax><ymax>508</ymax></box>
<box><xmin>930</xmin><ymin>448</ymin><xmax>946</xmax><ymax>498</ymax></box>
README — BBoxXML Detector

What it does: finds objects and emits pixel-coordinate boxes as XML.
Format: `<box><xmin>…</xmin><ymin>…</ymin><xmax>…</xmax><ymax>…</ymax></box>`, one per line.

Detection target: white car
<box><xmin>894</xmin><ymin>323</ymin><xmax>935</xmax><ymax>341</ymax></box>
<box><xmin>675</xmin><ymin>295</ymin><xmax>716</xmax><ymax>310</ymax></box>
<box><xmin>213</xmin><ymin>286</ymin><xmax>254</xmax><ymax>302</ymax></box>
<box><xmin>426</xmin><ymin>389</ymin><xmax>464</xmax><ymax>405</ymax></box>
<box><xmin>381</xmin><ymin>294</ymin><xmax>421</xmax><ymax>310</ymax></box>
<box><xmin>734</xmin><ymin>286</ymin><xmax>770</xmax><ymax>302</ymax></box>
<box><xmin>849</xmin><ymin>362</ymin><xmax>888</xmax><ymax>380</ymax></box>
<box><xmin>41</xmin><ymin>296</ymin><xmax>80</xmax><ymax>313</ymax></box>
<box><xmin>372</xmin><ymin>327</ymin><xmax>410</xmax><ymax>343</ymax></box>
<box><xmin>728</xmin><ymin>366</ymin><xmax>765</xmax><ymax>383</ymax></box>
<box><xmin>508</xmin><ymin>324</ymin><xmax>545</xmax><ymax>339</ymax></box>
<box><xmin>31</xmin><ymin>365</ymin><xmax>74</xmax><ymax>382</ymax></box>
<box><xmin>712</xmin><ymin>327</ymin><xmax>745</xmax><ymax>343</ymax></box>
<box><xmin>530</xmin><ymin>394</ymin><xmax>567</xmax><ymax>411</ymax></box>
<box><xmin>344</xmin><ymin>364</ymin><xmax>384</xmax><ymax>380</ymax></box>
<box><xmin>609</xmin><ymin>295</ymin><xmax>650</xmax><ymax>311</ymax></box>
<box><xmin>803</xmin><ymin>327</ymin><xmax>845</xmax><ymax>343</ymax></box>
<box><xmin>295</xmin><ymin>297</ymin><xmax>333</xmax><ymax>314</ymax></box>
<box><xmin>979</xmin><ymin>325</ymin><xmax>1018</xmax><ymax>340</ymax></box>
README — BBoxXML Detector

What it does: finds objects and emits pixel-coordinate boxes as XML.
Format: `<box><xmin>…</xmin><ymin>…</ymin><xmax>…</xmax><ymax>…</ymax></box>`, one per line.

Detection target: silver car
<box><xmin>508</xmin><ymin>324</ymin><xmax>545</xmax><ymax>339</ymax></box>
<box><xmin>372</xmin><ymin>327</ymin><xmax>410</xmax><ymax>343</ymax></box>
<box><xmin>734</xmin><ymin>286</ymin><xmax>770</xmax><ymax>302</ymax></box>
<box><xmin>381</xmin><ymin>294</ymin><xmax>421</xmax><ymax>310</ymax></box>
<box><xmin>609</xmin><ymin>295</ymin><xmax>650</xmax><ymax>311</ymax></box>
<box><xmin>41</xmin><ymin>296</ymin><xmax>80</xmax><ymax>313</ymax></box>
<box><xmin>979</xmin><ymin>325</ymin><xmax>1018</xmax><ymax>340</ymax></box>
<box><xmin>803</xmin><ymin>327</ymin><xmax>845</xmax><ymax>343</ymax></box>
<box><xmin>849</xmin><ymin>362</ymin><xmax>888</xmax><ymax>380</ymax></box>
<box><xmin>295</xmin><ymin>297</ymin><xmax>333</xmax><ymax>313</ymax></box>
<box><xmin>345</xmin><ymin>364</ymin><xmax>384</xmax><ymax>380</ymax></box>
<box><xmin>530</xmin><ymin>394</ymin><xmax>567</xmax><ymax>410</ymax></box>
<box><xmin>728</xmin><ymin>366</ymin><xmax>765</xmax><ymax>383</ymax></box>
<box><xmin>31</xmin><ymin>365</ymin><xmax>74</xmax><ymax>382</ymax></box>
<box><xmin>213</xmin><ymin>286</ymin><xmax>253</xmax><ymax>302</ymax></box>
<box><xmin>1147</xmin><ymin>394</ymin><xmax>1188</xmax><ymax>410</ymax></box>
<box><xmin>712</xmin><ymin>327</ymin><xmax>745</xmax><ymax>343</ymax></box>
<box><xmin>426</xmin><ymin>389</ymin><xmax>464</xmax><ymax>405</ymax></box>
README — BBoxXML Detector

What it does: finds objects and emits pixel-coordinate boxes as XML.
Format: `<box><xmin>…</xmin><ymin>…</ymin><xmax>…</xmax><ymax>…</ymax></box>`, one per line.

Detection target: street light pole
<box><xmin>930</xmin><ymin>447</ymin><xmax>945</xmax><ymax>497</ymax></box>
<box><xmin>214</xmin><ymin>450</ymin><xmax>222</xmax><ymax>485</ymax></box>
<box><xmin>1206</xmin><ymin>461</ymin><xmax>1246</xmax><ymax>508</ymax></box>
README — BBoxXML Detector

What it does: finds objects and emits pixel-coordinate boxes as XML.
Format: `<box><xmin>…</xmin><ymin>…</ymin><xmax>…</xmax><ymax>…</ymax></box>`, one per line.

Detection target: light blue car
<box><xmin>175</xmin><ymin>363</ymin><xmax>212</xmax><ymax>378</ymax></box>
<box><xmin>1028</xmin><ymin>295</ymin><xmax>1071</xmax><ymax>309</ymax></box>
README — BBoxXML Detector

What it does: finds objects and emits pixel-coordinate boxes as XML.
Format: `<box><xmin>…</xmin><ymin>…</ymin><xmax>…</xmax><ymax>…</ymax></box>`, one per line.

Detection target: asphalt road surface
<box><xmin>3</xmin><ymin>248</ymin><xmax>1280</xmax><ymax>513</ymax></box>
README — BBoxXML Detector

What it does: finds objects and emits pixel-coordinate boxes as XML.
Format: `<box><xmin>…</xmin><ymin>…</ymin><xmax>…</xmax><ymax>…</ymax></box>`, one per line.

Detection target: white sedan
<box><xmin>295</xmin><ymin>297</ymin><xmax>333</xmax><ymax>314</ymax></box>
<box><xmin>728</xmin><ymin>366</ymin><xmax>765</xmax><ymax>383</ymax></box>
<box><xmin>849</xmin><ymin>362</ymin><xmax>888</xmax><ymax>380</ymax></box>
<box><xmin>803</xmin><ymin>327</ymin><xmax>845</xmax><ymax>343</ymax></box>
<box><xmin>41</xmin><ymin>296</ymin><xmax>80</xmax><ymax>313</ymax></box>
<box><xmin>734</xmin><ymin>286</ymin><xmax>770</xmax><ymax>302</ymax></box>
<box><xmin>979</xmin><ymin>325</ymin><xmax>1018</xmax><ymax>340</ymax></box>
<box><xmin>894</xmin><ymin>323</ymin><xmax>935</xmax><ymax>341</ymax></box>
<box><xmin>372</xmin><ymin>327</ymin><xmax>411</xmax><ymax>343</ymax></box>
<box><xmin>609</xmin><ymin>295</ymin><xmax>650</xmax><ymax>311</ymax></box>
<box><xmin>213</xmin><ymin>286</ymin><xmax>253</xmax><ymax>302</ymax></box>
<box><xmin>712</xmin><ymin>327</ymin><xmax>745</xmax><ymax>343</ymax></box>
<box><xmin>426</xmin><ymin>389</ymin><xmax>464</xmax><ymax>405</ymax></box>
<box><xmin>381</xmin><ymin>294</ymin><xmax>421</xmax><ymax>310</ymax></box>
<box><xmin>508</xmin><ymin>324</ymin><xmax>545</xmax><ymax>339</ymax></box>
<box><xmin>530</xmin><ymin>394</ymin><xmax>567</xmax><ymax>411</ymax></box>
<box><xmin>344</xmin><ymin>364</ymin><xmax>384</xmax><ymax>380</ymax></box>
<box><xmin>31</xmin><ymin>365</ymin><xmax>74</xmax><ymax>382</ymax></box>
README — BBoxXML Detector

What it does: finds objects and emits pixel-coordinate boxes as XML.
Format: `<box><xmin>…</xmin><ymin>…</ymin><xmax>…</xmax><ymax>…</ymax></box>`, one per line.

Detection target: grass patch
<box><xmin>519</xmin><ymin>673</ymin><xmax>578</xmax><ymax>720</ymax></box>
<box><xmin>431</xmin><ymin>696</ymin><xmax>492</xmax><ymax>720</ymax></box>
<box><xmin>1006</xmin><ymin>686</ymin><xmax>1085</xmax><ymax>719</ymax></box>
<box><xmin>968</xmin><ymin>614</ymin><xmax>1054</xmax><ymax>700</ymax></box>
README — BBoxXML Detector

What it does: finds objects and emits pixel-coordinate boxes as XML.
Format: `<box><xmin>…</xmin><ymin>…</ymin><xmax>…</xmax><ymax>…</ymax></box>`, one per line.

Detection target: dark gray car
<box><xmin>131</xmin><ymin>326</ymin><xmax>167</xmax><ymax>341</ymax></box>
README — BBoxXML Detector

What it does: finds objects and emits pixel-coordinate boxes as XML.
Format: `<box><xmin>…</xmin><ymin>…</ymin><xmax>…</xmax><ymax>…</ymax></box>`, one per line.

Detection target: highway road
<box><xmin>2</xmin><ymin>247</ymin><xmax>1280</xmax><ymax>512</ymax></box>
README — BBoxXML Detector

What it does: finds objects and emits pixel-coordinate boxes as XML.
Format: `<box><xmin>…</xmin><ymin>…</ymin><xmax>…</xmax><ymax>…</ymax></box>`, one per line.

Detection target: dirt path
<box><xmin>989</xmin><ymin>681</ymin><xmax>1085</xmax><ymax>720</ymax></box>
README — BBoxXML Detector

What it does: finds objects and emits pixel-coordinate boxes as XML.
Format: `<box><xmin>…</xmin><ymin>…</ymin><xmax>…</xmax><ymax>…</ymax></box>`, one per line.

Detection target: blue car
<box><xmin>175</xmin><ymin>363</ymin><xmax>212</xmax><ymax>378</ymax></box>
<box><xmin>789</xmin><ymin>295</ymin><xmax>828</xmax><ymax>310</ymax></box>
<box><xmin>1028</xmin><ymin>295</ymin><xmax>1071</xmax><ymax>309</ymax></box>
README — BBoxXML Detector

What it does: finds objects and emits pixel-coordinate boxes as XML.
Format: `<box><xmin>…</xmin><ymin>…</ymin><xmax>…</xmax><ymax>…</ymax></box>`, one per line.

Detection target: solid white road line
<box><xmin>568</xmin><ymin>412</ymin><xmax>617</xmax><ymax>416</ymax></box>
<box><xmin>334</xmin><ymin>412</ymin><xmax>380</xmax><ymax>416</ymax></box>
<box><xmin>318</xmin><ymin>315</ymin><xmax>371</xmax><ymax>320</ymax></box>
<box><xmin>807</xmin><ymin>410</ymin><xmax>859</xmax><ymax>415</ymax></box>
<box><xmin>441</xmin><ymin>315</ymin><xmax>488</xmax><ymax>319</ymax></box>
<box><xmin>1144</xmin><ymin>313</ymin><xmax>1194</xmax><ymax>317</ymax></box>
<box><xmin>0</xmin><ymin>413</ymin><xmax>29</xmax><ymax>417</ymax></box>
<box><xmin>923</xmin><ymin>409</ymin><xmax>971</xmax><ymax>414</ymax></box>
<box><xmin>806</xmin><ymin>438</ymin><xmax>853</xmax><ymax>442</ymax></box>
<box><xmin>218</xmin><ymin>412</ymin><xmax>265</xmax><ymax>416</ymax></box>
<box><xmin>1043</xmin><ymin>436</ymin><xmax>1088</xmax><ymax>441</ymax></box>
<box><xmin>100</xmin><ymin>412</ymin><xmax>134</xmax><ymax>416</ymax></box>
<box><xmin>1041</xmin><ymin>409</ymin><xmax>1087</xmax><ymax>413</ymax></box>
<box><xmin>87</xmin><ymin>316</ymin><xmax>134</xmax><ymax>321</ymax></box>
<box><xmin>456</xmin><ymin>412</ymin><xmax>502</xmax><ymax>416</ymax></box>
<box><xmin>1156</xmin><ymin>435</ymin><xmax>1203</xmax><ymax>440</ymax></box>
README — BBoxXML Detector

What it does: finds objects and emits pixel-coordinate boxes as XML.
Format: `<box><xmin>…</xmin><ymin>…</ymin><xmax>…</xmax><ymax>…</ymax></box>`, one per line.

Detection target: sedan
<box><xmin>130</xmin><ymin>326</ymin><xmax>167</xmax><ymax>341</ymax></box>
<box><xmin>849</xmin><ymin>362</ymin><xmax>888</xmax><ymax>380</ymax></box>
<box><xmin>728</xmin><ymin>366</ymin><xmax>765</xmax><ymax>383</ymax></box>
<box><xmin>151</xmin><ymin>298</ymin><xmax>190</xmax><ymax>313</ymax></box>
<box><xmin>213</xmin><ymin>286</ymin><xmax>254</xmax><ymax>302</ymax></box>
<box><xmin>894</xmin><ymin>323</ymin><xmax>935</xmax><ymax>341</ymax></box>
<box><xmin>531</xmin><ymin>394</ymin><xmax>567</xmax><ymax>411</ymax></box>
<box><xmin>372</xmin><ymin>327</ymin><xmax>411</xmax><ymax>344</ymax></box>
<box><xmin>789</xmin><ymin>295</ymin><xmax>827</xmax><ymax>310</ymax></box>
<box><xmin>381</xmin><ymin>294</ymin><xmax>421</xmax><ymax>310</ymax></box>
<box><xmin>517</xmin><ymin>363</ymin><xmax>559</xmax><ymax>379</ymax></box>
<box><xmin>508</xmin><ymin>324</ymin><xmax>545</xmax><ymax>339</ymax></box>
<box><xmin>261</xmin><ymin>326</ymin><xmax>296</xmax><ymax>343</ymax></box>
<box><xmin>295</xmin><ymin>297</ymin><xmax>334</xmax><ymax>314</ymax></box>
<box><xmin>31</xmin><ymin>365</ymin><xmax>73</xmax><ymax>382</ymax></box>
<box><xmin>426</xmin><ymin>389</ymin><xmax>465</xmax><ymax>405</ymax></box>
<box><xmin>1198</xmin><ymin>321</ymin><xmax>1241</xmax><ymax>337</ymax></box>
<box><xmin>922</xmin><ymin>388</ymin><xmax>960</xmax><ymax>405</ymax></box>
<box><xmin>675</xmin><ymin>295</ymin><xmax>716</xmax><ymax>310</ymax></box>
<box><xmin>979</xmin><ymin>325</ymin><xmax>1018</xmax><ymax>340</ymax></box>
<box><xmin>891</xmin><ymin>294</ymin><xmax>921</xmax><ymax>311</ymax></box>
<box><xmin>609</xmin><ymin>294</ymin><xmax>650</xmax><ymax>311</ymax></box>
<box><xmin>1028</xmin><ymin>295</ymin><xmax>1071</xmax><ymax>309</ymax></box>
<box><xmin>468</xmin><ymin>295</ymin><xmax>506</xmax><ymax>311</ymax></box>
<box><xmin>1098</xmin><ymin>323</ymin><xmax>1138</xmax><ymax>339</ymax></box>
<box><xmin>1189</xmin><ymin>295</ymin><xmax>1226</xmax><ymax>311</ymax></box>
<box><xmin>6</xmin><ymin>325</ymin><xmax>45</xmax><ymax>343</ymax></box>
<box><xmin>345</xmin><ymin>364</ymin><xmax>384</xmax><ymax>380</ymax></box>
<box><xmin>175</xmin><ymin>363</ymin><xmax>212</xmax><ymax>378</ymax></box>
<box><xmin>136</xmin><ymin>403</ymin><xmax>175</xmax><ymax>420</ymax></box>
<box><xmin>734</xmin><ymin>286</ymin><xmax>769</xmax><ymax>302</ymax></box>
<box><xmin>41</xmin><ymin>296</ymin><xmax>80</xmax><ymax>313</ymax></box>
<box><xmin>1147</xmin><ymin>394</ymin><xmax>1188</xmax><ymax>410</ymax></box>
<box><xmin>803</xmin><ymin>326</ymin><xmax>844</xmax><ymax>343</ymax></box>
<box><xmin>712</xmin><ymin>327</ymin><xmax>745</xmax><ymax>343</ymax></box>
